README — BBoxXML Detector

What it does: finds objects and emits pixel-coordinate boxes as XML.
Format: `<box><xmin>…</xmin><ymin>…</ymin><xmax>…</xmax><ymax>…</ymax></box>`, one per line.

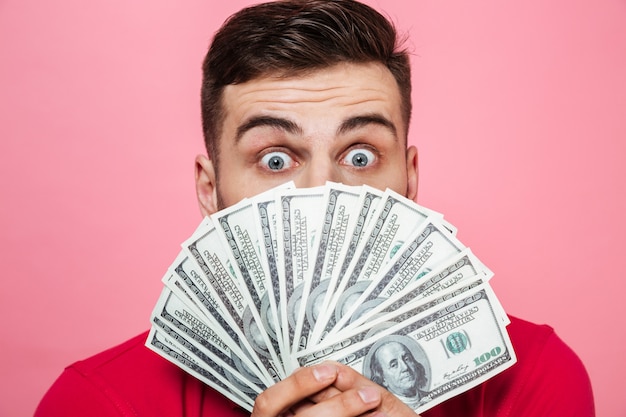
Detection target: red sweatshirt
<box><xmin>35</xmin><ymin>316</ymin><xmax>594</xmax><ymax>417</ymax></box>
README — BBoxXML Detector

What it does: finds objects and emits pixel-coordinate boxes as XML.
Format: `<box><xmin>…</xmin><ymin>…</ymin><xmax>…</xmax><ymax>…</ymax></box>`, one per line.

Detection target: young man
<box><xmin>35</xmin><ymin>1</ymin><xmax>594</xmax><ymax>416</ymax></box>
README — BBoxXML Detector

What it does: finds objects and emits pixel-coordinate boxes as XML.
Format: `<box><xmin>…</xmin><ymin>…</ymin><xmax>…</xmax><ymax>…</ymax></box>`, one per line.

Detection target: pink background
<box><xmin>1</xmin><ymin>1</ymin><xmax>624</xmax><ymax>416</ymax></box>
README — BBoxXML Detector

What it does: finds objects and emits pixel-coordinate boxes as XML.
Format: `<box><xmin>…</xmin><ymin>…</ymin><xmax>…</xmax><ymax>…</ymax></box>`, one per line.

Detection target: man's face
<box><xmin>195</xmin><ymin>62</ymin><xmax>418</xmax><ymax>214</ymax></box>
<box><xmin>375</xmin><ymin>341</ymin><xmax>419</xmax><ymax>397</ymax></box>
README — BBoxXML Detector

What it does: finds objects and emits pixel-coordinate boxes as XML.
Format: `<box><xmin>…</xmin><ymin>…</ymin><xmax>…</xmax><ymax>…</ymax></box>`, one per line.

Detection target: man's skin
<box><xmin>195</xmin><ymin>62</ymin><xmax>420</xmax><ymax>417</ymax></box>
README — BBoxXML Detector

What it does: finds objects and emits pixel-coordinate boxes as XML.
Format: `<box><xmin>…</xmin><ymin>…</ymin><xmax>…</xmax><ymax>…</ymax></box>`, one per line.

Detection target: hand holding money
<box><xmin>147</xmin><ymin>182</ymin><xmax>516</xmax><ymax>414</ymax></box>
<box><xmin>251</xmin><ymin>361</ymin><xmax>421</xmax><ymax>417</ymax></box>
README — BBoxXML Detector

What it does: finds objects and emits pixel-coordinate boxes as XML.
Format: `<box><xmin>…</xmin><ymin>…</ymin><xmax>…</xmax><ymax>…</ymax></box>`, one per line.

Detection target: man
<box><xmin>367</xmin><ymin>338</ymin><xmax>429</xmax><ymax>409</ymax></box>
<box><xmin>35</xmin><ymin>1</ymin><xmax>595</xmax><ymax>416</ymax></box>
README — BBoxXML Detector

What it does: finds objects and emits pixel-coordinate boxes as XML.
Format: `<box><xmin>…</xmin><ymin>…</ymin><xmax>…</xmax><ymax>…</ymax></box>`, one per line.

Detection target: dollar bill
<box><xmin>146</xmin><ymin>326</ymin><xmax>255</xmax><ymax>411</ymax></box>
<box><xmin>297</xmin><ymin>275</ymin><xmax>488</xmax><ymax>359</ymax></box>
<box><xmin>162</xmin><ymin>260</ymin><xmax>210</xmax><ymax>322</ymax></box>
<box><xmin>300</xmin><ymin>284</ymin><xmax>516</xmax><ymax>414</ymax></box>
<box><xmin>329</xmin><ymin>218</ymin><xmax>469</xmax><ymax>335</ymax></box>
<box><xmin>183</xmin><ymin>220</ymin><xmax>283</xmax><ymax>382</ymax></box>
<box><xmin>274</xmin><ymin>186</ymin><xmax>325</xmax><ymax>364</ymax></box>
<box><xmin>308</xmin><ymin>185</ymin><xmax>383</xmax><ymax>345</ymax></box>
<box><xmin>150</xmin><ymin>286</ymin><xmax>267</xmax><ymax>394</ymax></box>
<box><xmin>251</xmin><ymin>192</ymin><xmax>284</xmax><ymax>360</ymax></box>
<box><xmin>340</xmin><ymin>249</ymin><xmax>493</xmax><ymax>332</ymax></box>
<box><xmin>162</xmin><ymin>252</ymin><xmax>271</xmax><ymax>379</ymax></box>
<box><xmin>292</xmin><ymin>183</ymin><xmax>362</xmax><ymax>353</ymax></box>
<box><xmin>211</xmin><ymin>192</ymin><xmax>284</xmax><ymax>374</ymax></box>
<box><xmin>146</xmin><ymin>182</ymin><xmax>513</xmax><ymax>412</ymax></box>
<box><xmin>163</xmin><ymin>252</ymin><xmax>225</xmax><ymax>323</ymax></box>
<box><xmin>317</xmin><ymin>190</ymin><xmax>444</xmax><ymax>339</ymax></box>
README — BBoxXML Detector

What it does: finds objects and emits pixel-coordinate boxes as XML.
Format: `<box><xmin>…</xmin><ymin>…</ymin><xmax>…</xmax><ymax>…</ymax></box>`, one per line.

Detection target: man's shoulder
<box><xmin>67</xmin><ymin>330</ymin><xmax>161</xmax><ymax>377</ymax></box>
<box><xmin>62</xmin><ymin>330</ymin><xmax>144</xmax><ymax>367</ymax></box>
<box><xmin>35</xmin><ymin>331</ymin><xmax>246</xmax><ymax>417</ymax></box>
<box><xmin>506</xmin><ymin>314</ymin><xmax>555</xmax><ymax>350</ymax></box>
<box><xmin>503</xmin><ymin>315</ymin><xmax>581</xmax><ymax>379</ymax></box>
<box><xmin>505</xmin><ymin>314</ymin><xmax>586</xmax><ymax>371</ymax></box>
<box><xmin>498</xmin><ymin>315</ymin><xmax>594</xmax><ymax>415</ymax></box>
<box><xmin>35</xmin><ymin>331</ymin><xmax>178</xmax><ymax>416</ymax></box>
<box><xmin>423</xmin><ymin>315</ymin><xmax>595</xmax><ymax>417</ymax></box>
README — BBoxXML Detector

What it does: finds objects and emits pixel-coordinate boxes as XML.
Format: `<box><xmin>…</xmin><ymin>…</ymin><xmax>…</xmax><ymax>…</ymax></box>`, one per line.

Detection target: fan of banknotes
<box><xmin>147</xmin><ymin>182</ymin><xmax>516</xmax><ymax>413</ymax></box>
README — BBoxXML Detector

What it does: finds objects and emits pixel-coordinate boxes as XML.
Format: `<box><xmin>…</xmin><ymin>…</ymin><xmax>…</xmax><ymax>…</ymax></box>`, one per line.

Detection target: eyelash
<box><xmin>256</xmin><ymin>143</ymin><xmax>380</xmax><ymax>171</ymax></box>
<box><xmin>257</xmin><ymin>148</ymin><xmax>297</xmax><ymax>172</ymax></box>
<box><xmin>343</xmin><ymin>146</ymin><xmax>377</xmax><ymax>168</ymax></box>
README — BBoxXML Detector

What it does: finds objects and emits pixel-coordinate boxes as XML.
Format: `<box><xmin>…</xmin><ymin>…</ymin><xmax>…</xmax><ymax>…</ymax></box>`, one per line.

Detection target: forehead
<box><xmin>220</xmin><ymin>62</ymin><xmax>404</xmax><ymax>135</ymax></box>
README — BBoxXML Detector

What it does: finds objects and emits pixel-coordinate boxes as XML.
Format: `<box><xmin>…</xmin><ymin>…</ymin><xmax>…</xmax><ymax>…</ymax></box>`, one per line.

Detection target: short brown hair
<box><xmin>200</xmin><ymin>0</ymin><xmax>411</xmax><ymax>163</ymax></box>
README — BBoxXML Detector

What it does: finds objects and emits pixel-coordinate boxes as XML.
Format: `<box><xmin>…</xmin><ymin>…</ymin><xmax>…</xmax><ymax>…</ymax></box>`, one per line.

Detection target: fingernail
<box><xmin>358</xmin><ymin>386</ymin><xmax>381</xmax><ymax>404</ymax></box>
<box><xmin>312</xmin><ymin>363</ymin><xmax>337</xmax><ymax>382</ymax></box>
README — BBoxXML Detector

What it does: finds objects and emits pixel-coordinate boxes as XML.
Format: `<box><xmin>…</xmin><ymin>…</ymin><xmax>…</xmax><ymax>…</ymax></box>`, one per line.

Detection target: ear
<box><xmin>405</xmin><ymin>145</ymin><xmax>419</xmax><ymax>201</ymax></box>
<box><xmin>195</xmin><ymin>154</ymin><xmax>219</xmax><ymax>216</ymax></box>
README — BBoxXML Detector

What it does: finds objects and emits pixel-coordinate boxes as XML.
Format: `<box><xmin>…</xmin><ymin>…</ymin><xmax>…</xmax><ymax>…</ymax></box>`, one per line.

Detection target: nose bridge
<box><xmin>299</xmin><ymin>154</ymin><xmax>341</xmax><ymax>188</ymax></box>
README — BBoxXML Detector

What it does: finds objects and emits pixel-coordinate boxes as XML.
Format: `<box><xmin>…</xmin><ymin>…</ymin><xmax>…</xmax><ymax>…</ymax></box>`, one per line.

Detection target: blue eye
<box><xmin>261</xmin><ymin>152</ymin><xmax>293</xmax><ymax>171</ymax></box>
<box><xmin>344</xmin><ymin>148</ymin><xmax>375</xmax><ymax>167</ymax></box>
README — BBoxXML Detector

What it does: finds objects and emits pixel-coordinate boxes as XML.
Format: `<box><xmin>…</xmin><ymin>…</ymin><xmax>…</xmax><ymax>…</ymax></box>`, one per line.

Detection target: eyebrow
<box><xmin>236</xmin><ymin>116</ymin><xmax>302</xmax><ymax>141</ymax></box>
<box><xmin>235</xmin><ymin>113</ymin><xmax>397</xmax><ymax>141</ymax></box>
<box><xmin>337</xmin><ymin>114</ymin><xmax>397</xmax><ymax>139</ymax></box>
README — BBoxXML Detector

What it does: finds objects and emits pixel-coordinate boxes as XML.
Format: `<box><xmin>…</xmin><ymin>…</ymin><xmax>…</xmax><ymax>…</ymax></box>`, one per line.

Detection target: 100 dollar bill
<box><xmin>315</xmin><ymin>189</ymin><xmax>446</xmax><ymax>340</ymax></box>
<box><xmin>146</xmin><ymin>325</ymin><xmax>255</xmax><ymax>411</ymax></box>
<box><xmin>300</xmin><ymin>284</ymin><xmax>516</xmax><ymax>414</ymax></box>
<box><xmin>329</xmin><ymin>218</ymin><xmax>468</xmax><ymax>336</ymax></box>
<box><xmin>341</xmin><ymin>249</ymin><xmax>492</xmax><ymax>333</ymax></box>
<box><xmin>184</xmin><ymin>220</ymin><xmax>283</xmax><ymax>382</ymax></box>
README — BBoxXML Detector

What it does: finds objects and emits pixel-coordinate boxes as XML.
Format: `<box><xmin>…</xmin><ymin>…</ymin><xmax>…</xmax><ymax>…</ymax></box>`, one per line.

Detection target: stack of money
<box><xmin>147</xmin><ymin>182</ymin><xmax>516</xmax><ymax>413</ymax></box>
